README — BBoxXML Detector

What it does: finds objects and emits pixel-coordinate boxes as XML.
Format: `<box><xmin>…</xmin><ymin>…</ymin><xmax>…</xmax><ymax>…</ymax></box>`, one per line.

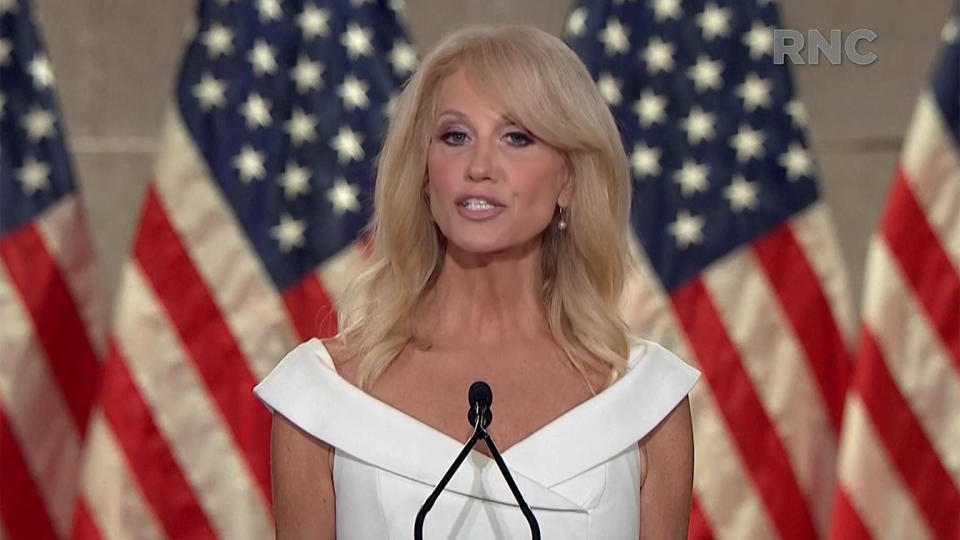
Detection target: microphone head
<box><xmin>469</xmin><ymin>381</ymin><xmax>492</xmax><ymax>408</ymax></box>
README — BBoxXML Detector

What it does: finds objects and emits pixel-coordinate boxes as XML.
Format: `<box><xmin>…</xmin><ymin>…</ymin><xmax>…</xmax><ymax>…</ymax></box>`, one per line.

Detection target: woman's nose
<box><xmin>466</xmin><ymin>139</ymin><xmax>496</xmax><ymax>182</ymax></box>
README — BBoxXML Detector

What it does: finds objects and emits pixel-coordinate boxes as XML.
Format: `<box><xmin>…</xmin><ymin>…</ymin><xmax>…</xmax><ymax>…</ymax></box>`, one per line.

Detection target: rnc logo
<box><xmin>773</xmin><ymin>29</ymin><xmax>879</xmax><ymax>66</ymax></box>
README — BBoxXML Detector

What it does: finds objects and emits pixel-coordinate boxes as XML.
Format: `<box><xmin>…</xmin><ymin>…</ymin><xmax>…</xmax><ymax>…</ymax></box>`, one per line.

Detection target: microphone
<box><xmin>414</xmin><ymin>381</ymin><xmax>541</xmax><ymax>540</ymax></box>
<box><xmin>467</xmin><ymin>381</ymin><xmax>492</xmax><ymax>429</ymax></box>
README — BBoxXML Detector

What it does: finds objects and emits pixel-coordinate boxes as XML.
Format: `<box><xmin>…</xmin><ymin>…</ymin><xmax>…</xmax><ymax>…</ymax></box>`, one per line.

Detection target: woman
<box><xmin>255</xmin><ymin>24</ymin><xmax>700</xmax><ymax>539</ymax></box>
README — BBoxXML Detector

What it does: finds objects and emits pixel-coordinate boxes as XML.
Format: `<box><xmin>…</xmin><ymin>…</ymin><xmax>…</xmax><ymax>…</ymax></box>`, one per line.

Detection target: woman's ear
<box><xmin>557</xmin><ymin>170</ymin><xmax>574</xmax><ymax>208</ymax></box>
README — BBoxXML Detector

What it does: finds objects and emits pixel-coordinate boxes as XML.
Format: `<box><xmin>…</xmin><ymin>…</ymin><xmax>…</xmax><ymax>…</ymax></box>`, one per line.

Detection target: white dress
<box><xmin>254</xmin><ymin>338</ymin><xmax>699</xmax><ymax>539</ymax></box>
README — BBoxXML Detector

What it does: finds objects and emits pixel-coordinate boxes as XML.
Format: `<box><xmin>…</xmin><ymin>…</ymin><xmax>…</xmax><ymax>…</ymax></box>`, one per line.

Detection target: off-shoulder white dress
<box><xmin>254</xmin><ymin>338</ymin><xmax>699</xmax><ymax>539</ymax></box>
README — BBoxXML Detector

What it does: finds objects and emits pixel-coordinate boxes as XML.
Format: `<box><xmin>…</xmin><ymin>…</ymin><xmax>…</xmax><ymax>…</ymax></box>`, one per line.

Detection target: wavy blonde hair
<box><xmin>334</xmin><ymin>24</ymin><xmax>637</xmax><ymax>391</ymax></box>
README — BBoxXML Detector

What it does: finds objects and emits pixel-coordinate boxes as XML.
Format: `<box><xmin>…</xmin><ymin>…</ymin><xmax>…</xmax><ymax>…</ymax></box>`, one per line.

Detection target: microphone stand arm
<box><xmin>414</xmin><ymin>418</ymin><xmax>484</xmax><ymax>539</ymax></box>
<box><xmin>414</xmin><ymin>405</ymin><xmax>541</xmax><ymax>540</ymax></box>
<box><xmin>479</xmin><ymin>429</ymin><xmax>540</xmax><ymax>539</ymax></box>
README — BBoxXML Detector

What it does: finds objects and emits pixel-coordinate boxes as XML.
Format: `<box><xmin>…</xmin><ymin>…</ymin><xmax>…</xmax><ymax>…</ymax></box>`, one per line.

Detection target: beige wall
<box><xmin>31</xmin><ymin>0</ymin><xmax>957</xmax><ymax>312</ymax></box>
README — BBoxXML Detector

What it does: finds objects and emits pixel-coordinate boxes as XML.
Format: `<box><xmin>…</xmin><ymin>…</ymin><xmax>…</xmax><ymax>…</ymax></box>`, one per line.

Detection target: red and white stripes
<box><xmin>831</xmin><ymin>92</ymin><xmax>960</xmax><ymax>540</ymax></box>
<box><xmin>0</xmin><ymin>197</ymin><xmax>102</xmax><ymax>539</ymax></box>
<box><xmin>71</xmin><ymin>110</ymin><xmax>320</xmax><ymax>539</ymax></box>
<box><xmin>621</xmin><ymin>202</ymin><xmax>854</xmax><ymax>540</ymax></box>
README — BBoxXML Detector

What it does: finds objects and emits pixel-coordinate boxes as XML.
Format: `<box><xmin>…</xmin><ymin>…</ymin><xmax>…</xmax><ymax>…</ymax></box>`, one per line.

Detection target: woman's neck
<box><xmin>415</xmin><ymin>240</ymin><xmax>553</xmax><ymax>349</ymax></box>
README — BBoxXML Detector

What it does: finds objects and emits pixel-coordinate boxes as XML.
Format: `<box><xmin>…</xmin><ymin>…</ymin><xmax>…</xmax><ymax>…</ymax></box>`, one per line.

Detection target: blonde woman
<box><xmin>255</xmin><ymin>24</ymin><xmax>700</xmax><ymax>539</ymax></box>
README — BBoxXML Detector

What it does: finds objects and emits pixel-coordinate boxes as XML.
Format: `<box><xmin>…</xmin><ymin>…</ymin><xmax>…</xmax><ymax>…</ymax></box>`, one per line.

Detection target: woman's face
<box><xmin>426</xmin><ymin>68</ymin><xmax>571</xmax><ymax>257</ymax></box>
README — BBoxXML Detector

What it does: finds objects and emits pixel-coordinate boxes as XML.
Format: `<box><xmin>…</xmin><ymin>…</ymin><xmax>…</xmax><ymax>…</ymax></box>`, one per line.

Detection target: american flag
<box><xmin>0</xmin><ymin>0</ymin><xmax>105</xmax><ymax>538</ymax></box>
<box><xmin>566</xmin><ymin>1</ymin><xmax>855</xmax><ymax>538</ymax></box>
<box><xmin>70</xmin><ymin>0</ymin><xmax>413</xmax><ymax>537</ymax></box>
<box><xmin>829</xmin><ymin>14</ymin><xmax>960</xmax><ymax>540</ymax></box>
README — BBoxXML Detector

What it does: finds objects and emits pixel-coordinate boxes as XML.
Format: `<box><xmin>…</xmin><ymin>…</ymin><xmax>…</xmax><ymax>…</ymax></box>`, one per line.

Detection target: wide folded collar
<box><xmin>254</xmin><ymin>338</ymin><xmax>699</xmax><ymax>511</ymax></box>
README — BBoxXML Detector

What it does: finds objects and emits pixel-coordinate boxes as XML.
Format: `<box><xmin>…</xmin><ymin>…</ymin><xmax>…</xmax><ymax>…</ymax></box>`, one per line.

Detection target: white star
<box><xmin>290</xmin><ymin>55</ymin><xmax>323</xmax><ymax>93</ymax></box>
<box><xmin>285</xmin><ymin>108</ymin><xmax>318</xmax><ymax>146</ymax></box>
<box><xmin>331</xmin><ymin>125</ymin><xmax>364</xmax><ymax>162</ymax></box>
<box><xmin>240</xmin><ymin>93</ymin><xmax>272</xmax><ymax>129</ymax></box>
<box><xmin>0</xmin><ymin>39</ymin><xmax>11</xmax><ymax>67</ymax></box>
<box><xmin>724</xmin><ymin>175</ymin><xmax>759</xmax><ymax>212</ymax></box>
<box><xmin>232</xmin><ymin>145</ymin><xmax>266</xmax><ymax>182</ymax></box>
<box><xmin>743</xmin><ymin>22</ymin><xmax>774</xmax><ymax>59</ymax></box>
<box><xmin>192</xmin><ymin>73</ymin><xmax>226</xmax><ymax>110</ymax></box>
<box><xmin>298</xmin><ymin>4</ymin><xmax>331</xmax><ymax>39</ymax></box>
<box><xmin>643</xmin><ymin>37</ymin><xmax>675</xmax><ymax>74</ymax></box>
<box><xmin>688</xmin><ymin>55</ymin><xmax>724</xmax><ymax>93</ymax></box>
<box><xmin>388</xmin><ymin>41</ymin><xmax>417</xmax><ymax>75</ymax></box>
<box><xmin>16</xmin><ymin>157</ymin><xmax>51</xmax><ymax>194</ymax></box>
<box><xmin>566</xmin><ymin>7</ymin><xmax>588</xmax><ymax>37</ymax></box>
<box><xmin>632</xmin><ymin>90</ymin><xmax>668</xmax><ymax>127</ymax></box>
<box><xmin>674</xmin><ymin>160</ymin><xmax>709</xmax><ymax>196</ymax></box>
<box><xmin>257</xmin><ymin>0</ymin><xmax>282</xmax><ymax>22</ymax></box>
<box><xmin>28</xmin><ymin>55</ymin><xmax>55</xmax><ymax>88</ymax></box>
<box><xmin>247</xmin><ymin>39</ymin><xmax>278</xmax><ymax>76</ymax></box>
<box><xmin>600</xmin><ymin>18</ymin><xmax>630</xmax><ymax>55</ymax></box>
<box><xmin>942</xmin><ymin>18</ymin><xmax>958</xmax><ymax>43</ymax></box>
<box><xmin>597</xmin><ymin>73</ymin><xmax>622</xmax><ymax>106</ymax></box>
<box><xmin>338</xmin><ymin>74</ymin><xmax>370</xmax><ymax>111</ymax></box>
<box><xmin>327</xmin><ymin>177</ymin><xmax>361</xmax><ymax>215</ymax></box>
<box><xmin>278</xmin><ymin>162</ymin><xmax>311</xmax><ymax>199</ymax></box>
<box><xmin>22</xmin><ymin>107</ymin><xmax>56</xmax><ymax>141</ymax></box>
<box><xmin>668</xmin><ymin>210</ymin><xmax>705</xmax><ymax>249</ymax></box>
<box><xmin>697</xmin><ymin>3</ymin><xmax>732</xmax><ymax>40</ymax></box>
<box><xmin>270</xmin><ymin>214</ymin><xmax>306</xmax><ymax>252</ymax></box>
<box><xmin>202</xmin><ymin>24</ymin><xmax>234</xmax><ymax>58</ymax></box>
<box><xmin>681</xmin><ymin>106</ymin><xmax>716</xmax><ymax>144</ymax></box>
<box><xmin>651</xmin><ymin>0</ymin><xmax>682</xmax><ymax>22</ymax></box>
<box><xmin>341</xmin><ymin>24</ymin><xmax>373</xmax><ymax>59</ymax></box>
<box><xmin>631</xmin><ymin>142</ymin><xmax>662</xmax><ymax>179</ymax></box>
<box><xmin>673</xmin><ymin>159</ymin><xmax>709</xmax><ymax>197</ymax></box>
<box><xmin>786</xmin><ymin>99</ymin><xmax>808</xmax><ymax>127</ymax></box>
<box><xmin>729</xmin><ymin>124</ymin><xmax>766</xmax><ymax>162</ymax></box>
<box><xmin>779</xmin><ymin>143</ymin><xmax>814</xmax><ymax>180</ymax></box>
<box><xmin>383</xmin><ymin>92</ymin><xmax>398</xmax><ymax>118</ymax></box>
<box><xmin>737</xmin><ymin>73</ymin><xmax>773</xmax><ymax>111</ymax></box>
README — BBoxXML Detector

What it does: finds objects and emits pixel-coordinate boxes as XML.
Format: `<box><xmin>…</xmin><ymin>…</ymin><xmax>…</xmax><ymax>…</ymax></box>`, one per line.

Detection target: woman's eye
<box><xmin>440</xmin><ymin>130</ymin><xmax>468</xmax><ymax>145</ymax></box>
<box><xmin>506</xmin><ymin>131</ymin><xmax>534</xmax><ymax>147</ymax></box>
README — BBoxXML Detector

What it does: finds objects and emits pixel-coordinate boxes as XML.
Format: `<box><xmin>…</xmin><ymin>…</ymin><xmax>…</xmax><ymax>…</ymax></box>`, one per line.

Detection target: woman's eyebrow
<box><xmin>434</xmin><ymin>110</ymin><xmax>522</xmax><ymax>129</ymax></box>
<box><xmin>435</xmin><ymin>109</ymin><xmax>466</xmax><ymax>121</ymax></box>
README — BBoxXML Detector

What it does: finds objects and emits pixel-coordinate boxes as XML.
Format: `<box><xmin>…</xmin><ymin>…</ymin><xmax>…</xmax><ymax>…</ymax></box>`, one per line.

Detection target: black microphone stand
<box><xmin>414</xmin><ymin>401</ymin><xmax>541</xmax><ymax>539</ymax></box>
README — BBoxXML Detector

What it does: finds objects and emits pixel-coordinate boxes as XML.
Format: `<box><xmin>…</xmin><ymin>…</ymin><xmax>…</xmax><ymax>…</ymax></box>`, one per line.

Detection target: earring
<box><xmin>557</xmin><ymin>206</ymin><xmax>568</xmax><ymax>231</ymax></box>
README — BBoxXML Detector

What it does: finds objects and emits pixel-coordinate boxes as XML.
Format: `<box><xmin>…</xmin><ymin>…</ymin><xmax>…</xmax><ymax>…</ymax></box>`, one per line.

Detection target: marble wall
<box><xmin>30</xmin><ymin>0</ymin><xmax>957</xmax><ymax>312</ymax></box>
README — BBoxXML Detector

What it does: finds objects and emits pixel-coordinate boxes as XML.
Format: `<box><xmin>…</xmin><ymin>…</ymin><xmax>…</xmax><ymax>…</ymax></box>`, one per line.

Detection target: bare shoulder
<box><xmin>638</xmin><ymin>396</ymin><xmax>693</xmax><ymax>539</ymax></box>
<box><xmin>319</xmin><ymin>336</ymin><xmax>360</xmax><ymax>386</ymax></box>
<box><xmin>645</xmin><ymin>395</ymin><xmax>693</xmax><ymax>450</ymax></box>
<box><xmin>272</xmin><ymin>338</ymin><xmax>343</xmax><ymax>537</ymax></box>
<box><xmin>319</xmin><ymin>336</ymin><xmax>349</xmax><ymax>363</ymax></box>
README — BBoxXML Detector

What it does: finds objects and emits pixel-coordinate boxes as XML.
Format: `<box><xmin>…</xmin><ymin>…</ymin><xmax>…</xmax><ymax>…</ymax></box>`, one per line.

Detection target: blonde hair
<box><xmin>334</xmin><ymin>24</ymin><xmax>636</xmax><ymax>390</ymax></box>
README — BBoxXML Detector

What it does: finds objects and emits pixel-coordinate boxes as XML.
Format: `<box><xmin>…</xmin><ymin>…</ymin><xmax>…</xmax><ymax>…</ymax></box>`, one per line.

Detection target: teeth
<box><xmin>461</xmin><ymin>198</ymin><xmax>496</xmax><ymax>210</ymax></box>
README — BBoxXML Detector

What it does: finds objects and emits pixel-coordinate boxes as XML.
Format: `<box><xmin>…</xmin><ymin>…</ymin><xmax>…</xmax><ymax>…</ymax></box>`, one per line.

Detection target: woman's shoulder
<box><xmin>623</xmin><ymin>337</ymin><xmax>696</xmax><ymax>373</ymax></box>
<box><xmin>253</xmin><ymin>338</ymin><xmax>352</xmax><ymax>411</ymax></box>
<box><xmin>318</xmin><ymin>336</ymin><xmax>363</xmax><ymax>386</ymax></box>
<box><xmin>615</xmin><ymin>338</ymin><xmax>699</xmax><ymax>411</ymax></box>
<box><xmin>253</xmin><ymin>337</ymin><xmax>374</xmax><ymax>446</ymax></box>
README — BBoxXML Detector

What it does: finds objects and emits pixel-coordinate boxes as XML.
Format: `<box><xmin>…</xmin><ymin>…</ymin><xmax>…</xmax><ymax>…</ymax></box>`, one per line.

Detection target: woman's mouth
<box><xmin>456</xmin><ymin>197</ymin><xmax>506</xmax><ymax>220</ymax></box>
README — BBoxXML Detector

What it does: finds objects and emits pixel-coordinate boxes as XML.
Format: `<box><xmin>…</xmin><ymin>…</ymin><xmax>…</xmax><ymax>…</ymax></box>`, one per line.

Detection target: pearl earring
<box><xmin>558</xmin><ymin>206</ymin><xmax>568</xmax><ymax>230</ymax></box>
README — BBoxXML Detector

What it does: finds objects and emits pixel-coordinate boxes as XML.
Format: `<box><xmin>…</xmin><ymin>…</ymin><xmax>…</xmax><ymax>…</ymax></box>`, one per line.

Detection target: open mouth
<box><xmin>459</xmin><ymin>198</ymin><xmax>501</xmax><ymax>210</ymax></box>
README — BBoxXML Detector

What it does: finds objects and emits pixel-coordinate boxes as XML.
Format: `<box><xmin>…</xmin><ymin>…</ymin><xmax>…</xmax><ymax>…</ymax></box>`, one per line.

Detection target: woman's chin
<box><xmin>448</xmin><ymin>241</ymin><xmax>507</xmax><ymax>256</ymax></box>
<box><xmin>445</xmin><ymin>235</ymin><xmax>540</xmax><ymax>260</ymax></box>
